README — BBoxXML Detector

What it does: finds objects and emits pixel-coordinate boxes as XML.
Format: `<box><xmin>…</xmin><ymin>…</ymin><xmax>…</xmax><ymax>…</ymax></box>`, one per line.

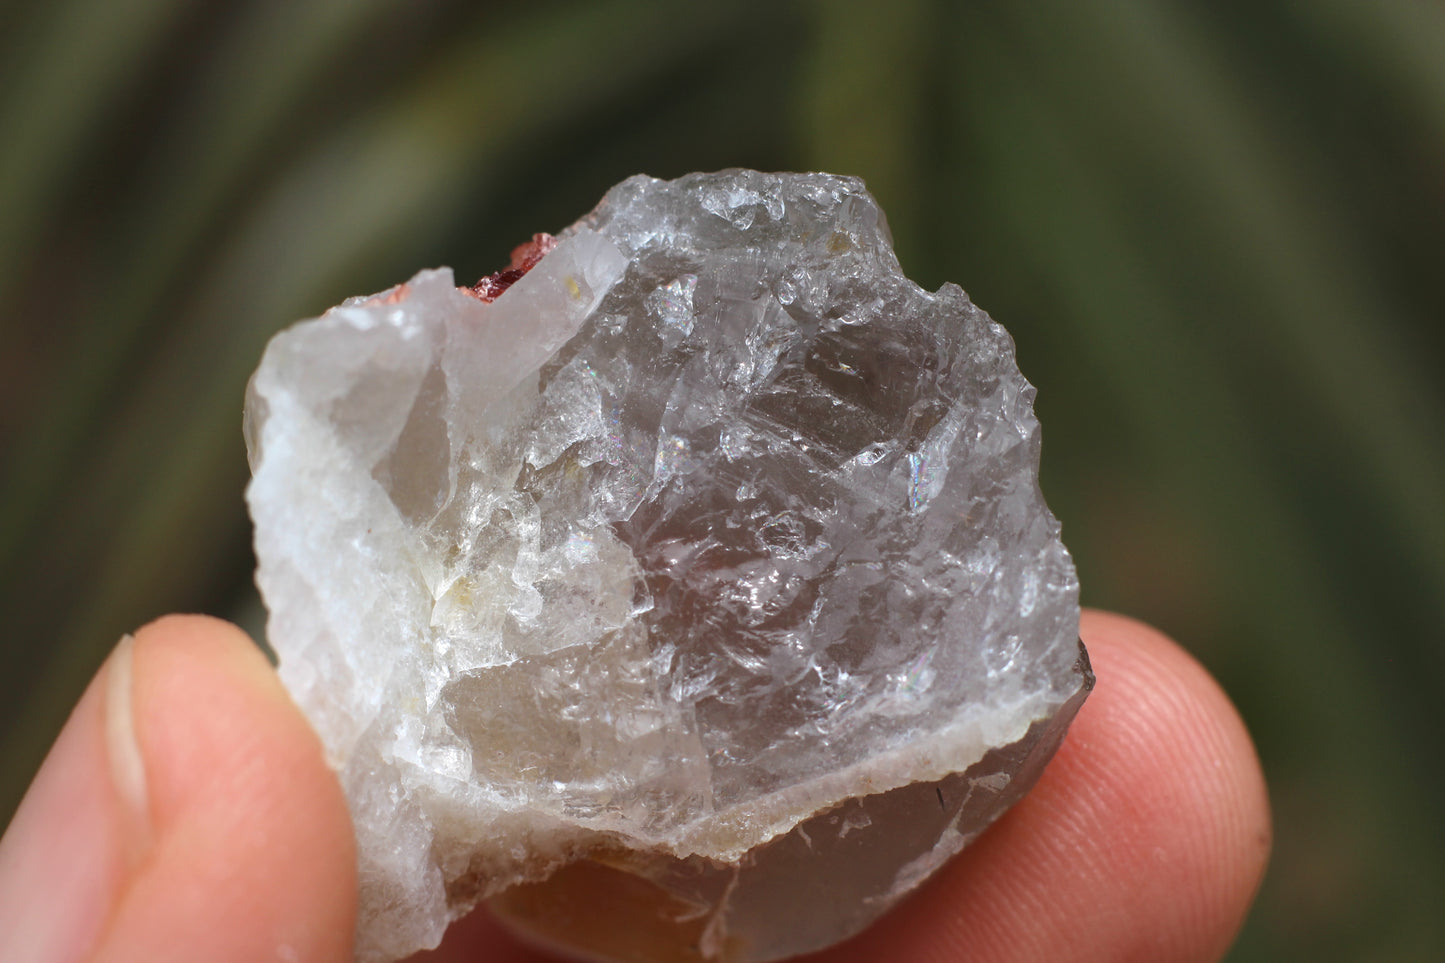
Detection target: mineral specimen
<box><xmin>244</xmin><ymin>170</ymin><xmax>1091</xmax><ymax>963</ymax></box>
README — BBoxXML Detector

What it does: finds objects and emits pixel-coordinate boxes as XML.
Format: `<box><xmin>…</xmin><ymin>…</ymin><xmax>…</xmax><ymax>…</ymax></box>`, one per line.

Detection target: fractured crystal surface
<box><xmin>244</xmin><ymin>170</ymin><xmax>1091</xmax><ymax>963</ymax></box>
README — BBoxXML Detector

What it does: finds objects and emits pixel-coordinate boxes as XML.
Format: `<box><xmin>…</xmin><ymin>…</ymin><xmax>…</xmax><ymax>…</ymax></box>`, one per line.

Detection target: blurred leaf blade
<box><xmin>0</xmin><ymin>0</ymin><xmax>193</xmax><ymax>303</ymax></box>
<box><xmin>0</xmin><ymin>0</ymin><xmax>403</xmax><ymax>585</ymax></box>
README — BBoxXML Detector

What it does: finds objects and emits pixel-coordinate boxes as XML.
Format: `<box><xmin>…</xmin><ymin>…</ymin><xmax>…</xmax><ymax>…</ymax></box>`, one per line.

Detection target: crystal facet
<box><xmin>245</xmin><ymin>170</ymin><xmax>1091</xmax><ymax>963</ymax></box>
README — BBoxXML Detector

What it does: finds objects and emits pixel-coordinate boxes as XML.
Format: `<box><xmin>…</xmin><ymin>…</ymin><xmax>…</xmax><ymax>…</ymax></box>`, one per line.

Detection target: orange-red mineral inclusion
<box><xmin>466</xmin><ymin>233</ymin><xmax>559</xmax><ymax>302</ymax></box>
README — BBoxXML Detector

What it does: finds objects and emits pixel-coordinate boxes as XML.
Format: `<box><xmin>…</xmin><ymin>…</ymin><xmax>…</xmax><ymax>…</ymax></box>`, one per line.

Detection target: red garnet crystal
<box><xmin>468</xmin><ymin>233</ymin><xmax>559</xmax><ymax>302</ymax></box>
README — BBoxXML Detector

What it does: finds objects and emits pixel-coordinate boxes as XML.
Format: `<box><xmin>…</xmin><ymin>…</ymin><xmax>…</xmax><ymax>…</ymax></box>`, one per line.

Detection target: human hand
<box><xmin>0</xmin><ymin>611</ymin><xmax>1269</xmax><ymax>962</ymax></box>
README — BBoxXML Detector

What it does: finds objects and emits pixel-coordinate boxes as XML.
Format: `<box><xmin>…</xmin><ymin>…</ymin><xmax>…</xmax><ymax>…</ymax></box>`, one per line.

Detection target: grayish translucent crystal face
<box><xmin>244</xmin><ymin>170</ymin><xmax>1089</xmax><ymax>963</ymax></box>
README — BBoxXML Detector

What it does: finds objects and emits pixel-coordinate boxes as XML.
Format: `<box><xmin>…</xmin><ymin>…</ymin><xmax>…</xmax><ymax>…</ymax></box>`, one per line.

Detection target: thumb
<box><xmin>0</xmin><ymin>615</ymin><xmax>356</xmax><ymax>963</ymax></box>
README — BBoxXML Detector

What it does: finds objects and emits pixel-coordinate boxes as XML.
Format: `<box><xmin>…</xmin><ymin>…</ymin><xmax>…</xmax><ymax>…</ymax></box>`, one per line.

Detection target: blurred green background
<box><xmin>2</xmin><ymin>0</ymin><xmax>1442</xmax><ymax>958</ymax></box>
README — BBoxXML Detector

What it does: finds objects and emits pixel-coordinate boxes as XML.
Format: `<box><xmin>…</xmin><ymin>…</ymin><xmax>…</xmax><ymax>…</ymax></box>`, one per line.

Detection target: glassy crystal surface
<box><xmin>244</xmin><ymin>170</ymin><xmax>1091</xmax><ymax>963</ymax></box>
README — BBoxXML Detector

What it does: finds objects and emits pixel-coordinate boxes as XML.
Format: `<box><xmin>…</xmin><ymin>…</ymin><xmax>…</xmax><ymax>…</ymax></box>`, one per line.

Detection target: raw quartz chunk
<box><xmin>244</xmin><ymin>170</ymin><xmax>1092</xmax><ymax>963</ymax></box>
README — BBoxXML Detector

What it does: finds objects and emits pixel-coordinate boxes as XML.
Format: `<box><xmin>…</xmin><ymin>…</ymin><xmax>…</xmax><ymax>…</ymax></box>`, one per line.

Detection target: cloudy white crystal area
<box><xmin>245</xmin><ymin>170</ymin><xmax>1088</xmax><ymax>963</ymax></box>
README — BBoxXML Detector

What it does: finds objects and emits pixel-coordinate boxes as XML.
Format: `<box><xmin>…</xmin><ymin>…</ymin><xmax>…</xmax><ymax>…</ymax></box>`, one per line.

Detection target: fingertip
<box><xmin>0</xmin><ymin>638</ymin><xmax>127</xmax><ymax>963</ymax></box>
<box><xmin>1063</xmin><ymin>609</ymin><xmax>1271</xmax><ymax>958</ymax></box>
<box><xmin>94</xmin><ymin>615</ymin><xmax>357</xmax><ymax>963</ymax></box>
<box><xmin>119</xmin><ymin>613</ymin><xmax>293</xmax><ymax>827</ymax></box>
<box><xmin>1078</xmin><ymin>607</ymin><xmax>1273</xmax><ymax>882</ymax></box>
<box><xmin>815</xmin><ymin>610</ymin><xmax>1270</xmax><ymax>963</ymax></box>
<box><xmin>131</xmin><ymin>613</ymin><xmax>272</xmax><ymax>679</ymax></box>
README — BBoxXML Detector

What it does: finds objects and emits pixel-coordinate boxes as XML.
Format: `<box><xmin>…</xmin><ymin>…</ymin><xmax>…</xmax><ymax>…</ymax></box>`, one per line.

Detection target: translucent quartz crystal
<box><xmin>244</xmin><ymin>170</ymin><xmax>1092</xmax><ymax>963</ymax></box>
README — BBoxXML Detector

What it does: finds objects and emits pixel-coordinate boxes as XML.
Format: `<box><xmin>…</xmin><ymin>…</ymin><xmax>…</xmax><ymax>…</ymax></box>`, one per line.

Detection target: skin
<box><xmin>0</xmin><ymin>610</ymin><xmax>1269</xmax><ymax>963</ymax></box>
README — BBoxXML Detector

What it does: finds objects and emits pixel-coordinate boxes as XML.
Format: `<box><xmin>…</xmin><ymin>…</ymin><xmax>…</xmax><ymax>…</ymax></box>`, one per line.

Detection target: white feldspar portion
<box><xmin>245</xmin><ymin>170</ymin><xmax>1090</xmax><ymax>963</ymax></box>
